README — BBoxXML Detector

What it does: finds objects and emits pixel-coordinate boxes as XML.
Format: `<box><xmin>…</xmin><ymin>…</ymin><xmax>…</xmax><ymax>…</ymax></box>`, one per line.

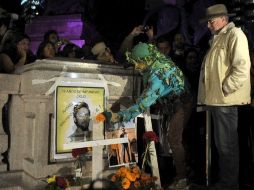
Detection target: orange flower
<box><xmin>140</xmin><ymin>173</ymin><xmax>151</xmax><ymax>181</ymax></box>
<box><xmin>132</xmin><ymin>166</ymin><xmax>140</xmax><ymax>174</ymax></box>
<box><xmin>121</xmin><ymin>177</ymin><xmax>131</xmax><ymax>189</ymax></box>
<box><xmin>126</xmin><ymin>171</ymin><xmax>136</xmax><ymax>182</ymax></box>
<box><xmin>119</xmin><ymin>166</ymin><xmax>129</xmax><ymax>174</ymax></box>
<box><xmin>95</xmin><ymin>113</ymin><xmax>106</xmax><ymax>122</ymax></box>
<box><xmin>134</xmin><ymin>181</ymin><xmax>141</xmax><ymax>188</ymax></box>
<box><xmin>134</xmin><ymin>172</ymin><xmax>140</xmax><ymax>179</ymax></box>
<box><xmin>107</xmin><ymin>165</ymin><xmax>158</xmax><ymax>190</ymax></box>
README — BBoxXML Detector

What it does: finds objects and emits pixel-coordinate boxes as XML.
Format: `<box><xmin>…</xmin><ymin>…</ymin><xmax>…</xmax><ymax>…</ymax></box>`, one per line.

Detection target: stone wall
<box><xmin>0</xmin><ymin>58</ymin><xmax>141</xmax><ymax>189</ymax></box>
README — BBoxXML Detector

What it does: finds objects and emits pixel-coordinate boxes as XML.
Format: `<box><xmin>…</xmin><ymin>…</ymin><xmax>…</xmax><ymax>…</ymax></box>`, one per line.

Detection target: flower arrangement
<box><xmin>108</xmin><ymin>131</ymin><xmax>160</xmax><ymax>190</ymax></box>
<box><xmin>72</xmin><ymin>147</ymin><xmax>91</xmax><ymax>170</ymax></box>
<box><xmin>44</xmin><ymin>148</ymin><xmax>92</xmax><ymax>189</ymax></box>
<box><xmin>44</xmin><ymin>175</ymin><xmax>87</xmax><ymax>190</ymax></box>
<box><xmin>45</xmin><ymin>175</ymin><xmax>70</xmax><ymax>190</ymax></box>
<box><xmin>108</xmin><ymin>165</ymin><xmax>158</xmax><ymax>190</ymax></box>
<box><xmin>141</xmin><ymin>131</ymin><xmax>159</xmax><ymax>171</ymax></box>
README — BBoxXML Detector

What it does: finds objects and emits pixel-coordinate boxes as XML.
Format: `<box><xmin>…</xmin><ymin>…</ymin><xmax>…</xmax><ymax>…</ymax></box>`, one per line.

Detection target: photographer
<box><xmin>119</xmin><ymin>25</ymin><xmax>154</xmax><ymax>55</ymax></box>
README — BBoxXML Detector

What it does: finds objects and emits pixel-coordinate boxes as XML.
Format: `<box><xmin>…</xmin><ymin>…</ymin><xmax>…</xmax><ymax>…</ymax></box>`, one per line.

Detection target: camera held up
<box><xmin>142</xmin><ymin>26</ymin><xmax>150</xmax><ymax>32</ymax></box>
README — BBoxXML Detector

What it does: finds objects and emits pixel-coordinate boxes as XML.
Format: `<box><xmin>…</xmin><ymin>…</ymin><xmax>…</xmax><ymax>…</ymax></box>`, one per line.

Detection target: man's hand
<box><xmin>130</xmin><ymin>25</ymin><xmax>144</xmax><ymax>37</ymax></box>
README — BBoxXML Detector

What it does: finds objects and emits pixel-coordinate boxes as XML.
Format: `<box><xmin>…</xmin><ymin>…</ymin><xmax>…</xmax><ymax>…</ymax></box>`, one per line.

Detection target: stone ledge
<box><xmin>15</xmin><ymin>58</ymin><xmax>137</xmax><ymax>76</ymax></box>
<box><xmin>0</xmin><ymin>75</ymin><xmax>20</xmax><ymax>94</ymax></box>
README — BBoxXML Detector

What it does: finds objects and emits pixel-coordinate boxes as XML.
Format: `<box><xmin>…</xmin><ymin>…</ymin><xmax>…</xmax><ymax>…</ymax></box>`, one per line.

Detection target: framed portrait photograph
<box><xmin>54</xmin><ymin>82</ymin><xmax>105</xmax><ymax>159</ymax></box>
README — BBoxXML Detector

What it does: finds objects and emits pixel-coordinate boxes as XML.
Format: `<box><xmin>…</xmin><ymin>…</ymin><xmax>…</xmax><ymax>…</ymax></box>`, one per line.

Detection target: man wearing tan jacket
<box><xmin>196</xmin><ymin>4</ymin><xmax>251</xmax><ymax>190</ymax></box>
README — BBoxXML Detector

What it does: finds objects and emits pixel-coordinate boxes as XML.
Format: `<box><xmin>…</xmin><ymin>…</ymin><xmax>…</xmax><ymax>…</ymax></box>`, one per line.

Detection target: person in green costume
<box><xmin>102</xmin><ymin>42</ymin><xmax>193</xmax><ymax>189</ymax></box>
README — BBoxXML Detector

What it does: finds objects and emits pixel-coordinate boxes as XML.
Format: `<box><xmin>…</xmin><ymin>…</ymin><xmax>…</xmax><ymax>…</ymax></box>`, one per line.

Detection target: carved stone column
<box><xmin>0</xmin><ymin>94</ymin><xmax>8</xmax><ymax>171</ymax></box>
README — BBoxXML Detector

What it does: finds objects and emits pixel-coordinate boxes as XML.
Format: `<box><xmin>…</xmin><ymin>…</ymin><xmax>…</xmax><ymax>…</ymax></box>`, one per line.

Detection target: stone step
<box><xmin>0</xmin><ymin>172</ymin><xmax>22</xmax><ymax>190</ymax></box>
<box><xmin>0</xmin><ymin>178</ymin><xmax>21</xmax><ymax>190</ymax></box>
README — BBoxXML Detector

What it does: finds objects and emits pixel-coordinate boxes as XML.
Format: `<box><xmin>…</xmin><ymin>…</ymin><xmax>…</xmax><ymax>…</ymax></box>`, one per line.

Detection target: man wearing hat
<box><xmin>193</xmin><ymin>4</ymin><xmax>251</xmax><ymax>190</ymax></box>
<box><xmin>91</xmin><ymin>41</ymin><xmax>118</xmax><ymax>64</ymax></box>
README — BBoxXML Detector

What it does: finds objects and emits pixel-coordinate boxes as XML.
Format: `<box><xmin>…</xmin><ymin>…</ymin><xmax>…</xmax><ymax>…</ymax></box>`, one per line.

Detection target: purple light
<box><xmin>26</xmin><ymin>14</ymin><xmax>86</xmax><ymax>54</ymax></box>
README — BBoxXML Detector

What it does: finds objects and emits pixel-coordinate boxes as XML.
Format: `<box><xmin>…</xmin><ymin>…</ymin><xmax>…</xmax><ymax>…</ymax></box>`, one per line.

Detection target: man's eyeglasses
<box><xmin>207</xmin><ymin>19</ymin><xmax>216</xmax><ymax>24</ymax></box>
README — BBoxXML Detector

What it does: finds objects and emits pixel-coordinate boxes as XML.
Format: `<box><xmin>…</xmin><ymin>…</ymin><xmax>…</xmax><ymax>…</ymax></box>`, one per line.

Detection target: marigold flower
<box><xmin>134</xmin><ymin>173</ymin><xmax>140</xmax><ymax>179</ymax></box>
<box><xmin>134</xmin><ymin>181</ymin><xmax>141</xmax><ymax>188</ymax></box>
<box><xmin>121</xmin><ymin>177</ymin><xmax>131</xmax><ymax>189</ymax></box>
<box><xmin>107</xmin><ymin>165</ymin><xmax>158</xmax><ymax>190</ymax></box>
<box><xmin>132</xmin><ymin>166</ymin><xmax>140</xmax><ymax>174</ymax></box>
<box><xmin>126</xmin><ymin>171</ymin><xmax>136</xmax><ymax>182</ymax></box>
<box><xmin>140</xmin><ymin>173</ymin><xmax>151</xmax><ymax>181</ymax></box>
<box><xmin>95</xmin><ymin>113</ymin><xmax>106</xmax><ymax>122</ymax></box>
<box><xmin>119</xmin><ymin>166</ymin><xmax>129</xmax><ymax>174</ymax></box>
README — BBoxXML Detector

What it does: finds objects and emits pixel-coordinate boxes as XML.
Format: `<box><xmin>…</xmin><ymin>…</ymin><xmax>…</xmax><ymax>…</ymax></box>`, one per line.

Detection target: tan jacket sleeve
<box><xmin>222</xmin><ymin>28</ymin><xmax>251</xmax><ymax>95</ymax></box>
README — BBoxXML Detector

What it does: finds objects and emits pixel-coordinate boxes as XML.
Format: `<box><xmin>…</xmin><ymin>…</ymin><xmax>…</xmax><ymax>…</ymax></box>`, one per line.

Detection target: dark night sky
<box><xmin>0</xmin><ymin>0</ymin><xmax>23</xmax><ymax>14</ymax></box>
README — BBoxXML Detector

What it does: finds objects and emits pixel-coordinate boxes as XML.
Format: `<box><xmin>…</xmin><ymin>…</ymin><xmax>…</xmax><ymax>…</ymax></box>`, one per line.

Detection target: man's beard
<box><xmin>77</xmin><ymin>120</ymin><xmax>90</xmax><ymax>131</ymax></box>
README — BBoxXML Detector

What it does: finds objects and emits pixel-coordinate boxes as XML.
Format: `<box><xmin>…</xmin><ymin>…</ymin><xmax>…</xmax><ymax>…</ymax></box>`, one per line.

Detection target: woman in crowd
<box><xmin>36</xmin><ymin>41</ymin><xmax>56</xmax><ymax>59</ymax></box>
<box><xmin>0</xmin><ymin>32</ymin><xmax>36</xmax><ymax>73</ymax></box>
<box><xmin>43</xmin><ymin>29</ymin><xmax>69</xmax><ymax>54</ymax></box>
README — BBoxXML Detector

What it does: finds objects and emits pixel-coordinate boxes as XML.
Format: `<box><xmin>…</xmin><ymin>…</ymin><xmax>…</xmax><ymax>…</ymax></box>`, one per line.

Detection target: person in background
<box><xmin>119</xmin><ymin>25</ymin><xmax>154</xmax><ymax>55</ymax></box>
<box><xmin>60</xmin><ymin>43</ymin><xmax>83</xmax><ymax>59</ymax></box>
<box><xmin>172</xmin><ymin>33</ymin><xmax>186</xmax><ymax>56</ymax></box>
<box><xmin>184</xmin><ymin>48</ymin><xmax>201</xmax><ymax>94</ymax></box>
<box><xmin>0</xmin><ymin>32</ymin><xmax>36</xmax><ymax>73</ymax></box>
<box><xmin>190</xmin><ymin>4</ymin><xmax>251</xmax><ymax>190</ymax></box>
<box><xmin>91</xmin><ymin>41</ymin><xmax>118</xmax><ymax>64</ymax></box>
<box><xmin>171</xmin><ymin>33</ymin><xmax>187</xmax><ymax>72</ymax></box>
<box><xmin>36</xmin><ymin>41</ymin><xmax>56</xmax><ymax>59</ymax></box>
<box><xmin>80</xmin><ymin>44</ymin><xmax>94</xmax><ymax>60</ymax></box>
<box><xmin>155</xmin><ymin>34</ymin><xmax>173</xmax><ymax>58</ymax></box>
<box><xmin>43</xmin><ymin>29</ymin><xmax>70</xmax><ymax>54</ymax></box>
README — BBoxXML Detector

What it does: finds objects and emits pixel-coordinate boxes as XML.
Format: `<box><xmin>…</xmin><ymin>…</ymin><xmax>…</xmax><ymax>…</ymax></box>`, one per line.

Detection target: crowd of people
<box><xmin>0</xmin><ymin>8</ymin><xmax>203</xmax><ymax>76</ymax></box>
<box><xmin>1</xmin><ymin>3</ymin><xmax>254</xmax><ymax>190</ymax></box>
<box><xmin>0</xmin><ymin>10</ymin><xmax>122</xmax><ymax>73</ymax></box>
